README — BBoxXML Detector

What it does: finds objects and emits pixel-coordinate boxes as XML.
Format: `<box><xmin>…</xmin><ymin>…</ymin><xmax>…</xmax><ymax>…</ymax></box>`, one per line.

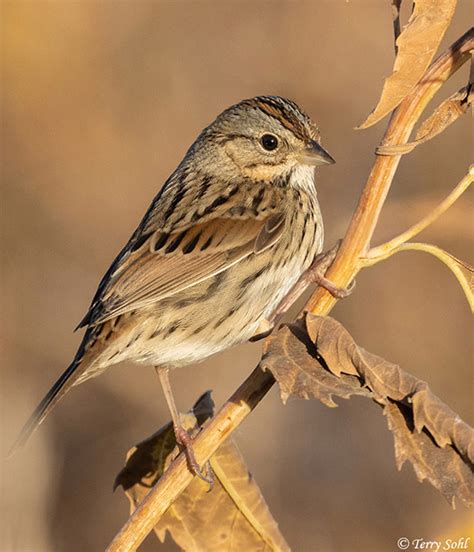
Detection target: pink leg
<box><xmin>155</xmin><ymin>366</ymin><xmax>214</xmax><ymax>488</ymax></box>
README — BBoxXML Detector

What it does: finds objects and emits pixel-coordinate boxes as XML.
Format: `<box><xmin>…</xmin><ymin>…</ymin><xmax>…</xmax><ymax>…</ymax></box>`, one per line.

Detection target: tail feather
<box><xmin>9</xmin><ymin>358</ymin><xmax>85</xmax><ymax>456</ymax></box>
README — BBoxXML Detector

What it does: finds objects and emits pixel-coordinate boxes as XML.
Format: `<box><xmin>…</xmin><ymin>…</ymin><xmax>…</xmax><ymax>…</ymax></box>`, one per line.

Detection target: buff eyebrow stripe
<box><xmin>216</xmin><ymin>132</ymin><xmax>248</xmax><ymax>144</ymax></box>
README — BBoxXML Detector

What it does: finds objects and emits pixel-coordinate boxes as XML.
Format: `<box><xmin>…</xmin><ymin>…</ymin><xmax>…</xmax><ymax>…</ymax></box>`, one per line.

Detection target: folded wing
<box><xmin>84</xmin><ymin>210</ymin><xmax>285</xmax><ymax>326</ymax></box>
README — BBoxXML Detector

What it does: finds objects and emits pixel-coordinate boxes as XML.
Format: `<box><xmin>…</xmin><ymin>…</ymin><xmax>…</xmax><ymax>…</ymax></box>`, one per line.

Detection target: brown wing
<box><xmin>87</xmin><ymin>212</ymin><xmax>285</xmax><ymax>326</ymax></box>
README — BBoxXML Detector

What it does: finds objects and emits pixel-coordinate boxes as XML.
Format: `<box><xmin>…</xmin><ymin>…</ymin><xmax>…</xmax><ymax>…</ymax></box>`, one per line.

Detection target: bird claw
<box><xmin>313</xmin><ymin>273</ymin><xmax>355</xmax><ymax>299</ymax></box>
<box><xmin>308</xmin><ymin>242</ymin><xmax>355</xmax><ymax>299</ymax></box>
<box><xmin>174</xmin><ymin>425</ymin><xmax>215</xmax><ymax>489</ymax></box>
<box><xmin>249</xmin><ymin>241</ymin><xmax>354</xmax><ymax>342</ymax></box>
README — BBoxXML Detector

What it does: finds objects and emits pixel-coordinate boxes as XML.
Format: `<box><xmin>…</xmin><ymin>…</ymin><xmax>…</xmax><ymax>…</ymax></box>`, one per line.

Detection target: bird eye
<box><xmin>260</xmin><ymin>134</ymin><xmax>279</xmax><ymax>151</ymax></box>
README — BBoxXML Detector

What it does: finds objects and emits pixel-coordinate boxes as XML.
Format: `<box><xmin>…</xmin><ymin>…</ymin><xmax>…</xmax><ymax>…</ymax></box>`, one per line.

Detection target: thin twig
<box><xmin>383</xmin><ymin>241</ymin><xmax>474</xmax><ymax>310</ymax></box>
<box><xmin>106</xmin><ymin>29</ymin><xmax>474</xmax><ymax>552</ymax></box>
<box><xmin>362</xmin><ymin>169</ymin><xmax>473</xmax><ymax>265</ymax></box>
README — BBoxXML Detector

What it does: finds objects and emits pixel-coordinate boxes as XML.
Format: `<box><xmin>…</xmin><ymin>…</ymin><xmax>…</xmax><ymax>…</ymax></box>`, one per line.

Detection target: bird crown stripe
<box><xmin>252</xmin><ymin>98</ymin><xmax>307</xmax><ymax>140</ymax></box>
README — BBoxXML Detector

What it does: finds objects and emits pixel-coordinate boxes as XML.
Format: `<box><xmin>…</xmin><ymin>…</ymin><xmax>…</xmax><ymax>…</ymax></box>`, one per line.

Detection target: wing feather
<box><xmin>86</xmin><ymin>212</ymin><xmax>284</xmax><ymax>326</ymax></box>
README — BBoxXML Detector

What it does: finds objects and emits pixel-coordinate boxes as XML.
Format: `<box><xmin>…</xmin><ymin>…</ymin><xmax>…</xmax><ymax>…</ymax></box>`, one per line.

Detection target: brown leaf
<box><xmin>262</xmin><ymin>314</ymin><xmax>474</xmax><ymax>507</ymax></box>
<box><xmin>115</xmin><ymin>392</ymin><xmax>291</xmax><ymax>552</ymax></box>
<box><xmin>358</xmin><ymin>0</ymin><xmax>457</xmax><ymax>129</ymax></box>
<box><xmin>414</xmin><ymin>84</ymin><xmax>471</xmax><ymax>141</ymax></box>
<box><xmin>260</xmin><ymin>320</ymin><xmax>372</xmax><ymax>406</ymax></box>
<box><xmin>376</xmin><ymin>84</ymin><xmax>472</xmax><ymax>154</ymax></box>
<box><xmin>385</xmin><ymin>403</ymin><xmax>474</xmax><ymax>508</ymax></box>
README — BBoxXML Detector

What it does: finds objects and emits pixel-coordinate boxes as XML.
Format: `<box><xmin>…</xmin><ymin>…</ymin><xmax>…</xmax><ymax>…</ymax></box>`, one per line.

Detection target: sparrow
<box><xmin>12</xmin><ymin>96</ymin><xmax>336</xmax><ymax>479</ymax></box>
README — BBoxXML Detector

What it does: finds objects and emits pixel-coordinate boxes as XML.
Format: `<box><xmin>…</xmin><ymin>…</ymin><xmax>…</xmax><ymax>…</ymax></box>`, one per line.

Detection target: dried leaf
<box><xmin>358</xmin><ymin>0</ymin><xmax>457</xmax><ymax>129</ymax></box>
<box><xmin>414</xmin><ymin>85</ymin><xmax>471</xmax><ymax>141</ymax></box>
<box><xmin>385</xmin><ymin>403</ymin><xmax>473</xmax><ymax>508</ymax></box>
<box><xmin>377</xmin><ymin>84</ymin><xmax>472</xmax><ymax>154</ymax></box>
<box><xmin>115</xmin><ymin>392</ymin><xmax>291</xmax><ymax>552</ymax></box>
<box><xmin>262</xmin><ymin>314</ymin><xmax>474</xmax><ymax>507</ymax></box>
<box><xmin>260</xmin><ymin>320</ymin><xmax>372</xmax><ymax>406</ymax></box>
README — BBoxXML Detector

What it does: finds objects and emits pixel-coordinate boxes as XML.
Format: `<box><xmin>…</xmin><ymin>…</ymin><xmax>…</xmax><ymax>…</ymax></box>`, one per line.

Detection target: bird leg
<box><xmin>304</xmin><ymin>242</ymin><xmax>355</xmax><ymax>299</ymax></box>
<box><xmin>250</xmin><ymin>241</ymin><xmax>354</xmax><ymax>341</ymax></box>
<box><xmin>155</xmin><ymin>366</ymin><xmax>214</xmax><ymax>487</ymax></box>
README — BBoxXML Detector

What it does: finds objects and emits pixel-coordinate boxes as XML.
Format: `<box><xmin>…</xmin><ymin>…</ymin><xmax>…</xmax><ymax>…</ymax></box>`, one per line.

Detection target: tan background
<box><xmin>1</xmin><ymin>2</ymin><xmax>472</xmax><ymax>551</ymax></box>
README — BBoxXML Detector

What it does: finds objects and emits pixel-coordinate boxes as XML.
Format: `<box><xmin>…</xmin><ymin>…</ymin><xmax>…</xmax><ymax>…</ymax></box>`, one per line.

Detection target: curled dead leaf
<box><xmin>358</xmin><ymin>0</ymin><xmax>458</xmax><ymax>129</ymax></box>
<box><xmin>261</xmin><ymin>315</ymin><xmax>474</xmax><ymax>507</ymax></box>
<box><xmin>385</xmin><ymin>403</ymin><xmax>473</xmax><ymax>508</ymax></box>
<box><xmin>115</xmin><ymin>392</ymin><xmax>291</xmax><ymax>552</ymax></box>
<box><xmin>260</xmin><ymin>319</ymin><xmax>372</xmax><ymax>407</ymax></box>
<box><xmin>376</xmin><ymin>84</ymin><xmax>472</xmax><ymax>155</ymax></box>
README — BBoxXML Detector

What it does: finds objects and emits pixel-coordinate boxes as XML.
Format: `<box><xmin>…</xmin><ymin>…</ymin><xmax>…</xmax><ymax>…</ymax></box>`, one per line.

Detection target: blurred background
<box><xmin>1</xmin><ymin>2</ymin><xmax>472</xmax><ymax>551</ymax></box>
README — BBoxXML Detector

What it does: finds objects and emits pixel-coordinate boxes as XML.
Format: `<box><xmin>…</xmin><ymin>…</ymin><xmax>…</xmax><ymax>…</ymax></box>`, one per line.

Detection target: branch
<box><xmin>106</xmin><ymin>29</ymin><xmax>474</xmax><ymax>552</ymax></box>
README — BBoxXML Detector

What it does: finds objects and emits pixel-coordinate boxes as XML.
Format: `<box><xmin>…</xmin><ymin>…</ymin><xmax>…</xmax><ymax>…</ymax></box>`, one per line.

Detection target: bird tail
<box><xmin>8</xmin><ymin>325</ymin><xmax>103</xmax><ymax>456</ymax></box>
<box><xmin>9</xmin><ymin>357</ymin><xmax>85</xmax><ymax>456</ymax></box>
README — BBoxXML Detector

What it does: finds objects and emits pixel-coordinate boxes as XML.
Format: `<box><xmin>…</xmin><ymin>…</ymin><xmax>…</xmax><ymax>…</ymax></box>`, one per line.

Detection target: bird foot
<box><xmin>310</xmin><ymin>271</ymin><xmax>355</xmax><ymax>299</ymax></box>
<box><xmin>174</xmin><ymin>425</ymin><xmax>215</xmax><ymax>489</ymax></box>
<box><xmin>248</xmin><ymin>242</ymin><xmax>354</xmax><ymax>343</ymax></box>
<box><xmin>308</xmin><ymin>242</ymin><xmax>355</xmax><ymax>298</ymax></box>
<box><xmin>266</xmin><ymin>241</ymin><xmax>354</xmax><ymax>323</ymax></box>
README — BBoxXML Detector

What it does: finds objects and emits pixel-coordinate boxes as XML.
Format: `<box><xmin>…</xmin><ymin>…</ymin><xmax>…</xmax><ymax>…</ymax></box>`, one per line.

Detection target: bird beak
<box><xmin>302</xmin><ymin>140</ymin><xmax>336</xmax><ymax>166</ymax></box>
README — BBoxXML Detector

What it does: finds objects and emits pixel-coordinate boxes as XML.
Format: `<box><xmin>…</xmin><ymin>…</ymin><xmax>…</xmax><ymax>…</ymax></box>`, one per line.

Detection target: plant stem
<box><xmin>374</xmin><ymin>241</ymin><xmax>474</xmax><ymax>310</ymax></box>
<box><xmin>362</xmin><ymin>169</ymin><xmax>473</xmax><ymax>266</ymax></box>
